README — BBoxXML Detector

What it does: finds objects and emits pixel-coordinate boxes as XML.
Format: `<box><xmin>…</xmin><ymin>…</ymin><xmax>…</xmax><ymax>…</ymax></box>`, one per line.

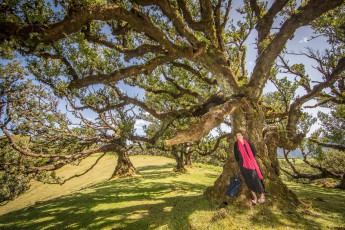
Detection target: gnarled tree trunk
<box><xmin>184</xmin><ymin>146</ymin><xmax>192</xmax><ymax>168</ymax></box>
<box><xmin>336</xmin><ymin>173</ymin><xmax>345</xmax><ymax>190</ymax></box>
<box><xmin>172</xmin><ymin>149</ymin><xmax>187</xmax><ymax>173</ymax></box>
<box><xmin>205</xmin><ymin>103</ymin><xmax>299</xmax><ymax>208</ymax></box>
<box><xmin>111</xmin><ymin>150</ymin><xmax>138</xmax><ymax>178</ymax></box>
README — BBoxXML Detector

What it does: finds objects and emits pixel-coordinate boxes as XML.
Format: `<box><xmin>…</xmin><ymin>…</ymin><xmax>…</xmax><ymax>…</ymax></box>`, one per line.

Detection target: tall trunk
<box><xmin>184</xmin><ymin>154</ymin><xmax>192</xmax><ymax>168</ymax></box>
<box><xmin>172</xmin><ymin>150</ymin><xmax>187</xmax><ymax>173</ymax></box>
<box><xmin>336</xmin><ymin>173</ymin><xmax>345</xmax><ymax>190</ymax></box>
<box><xmin>111</xmin><ymin>150</ymin><xmax>138</xmax><ymax>178</ymax></box>
<box><xmin>205</xmin><ymin>103</ymin><xmax>299</xmax><ymax>207</ymax></box>
<box><xmin>184</xmin><ymin>147</ymin><xmax>192</xmax><ymax>168</ymax></box>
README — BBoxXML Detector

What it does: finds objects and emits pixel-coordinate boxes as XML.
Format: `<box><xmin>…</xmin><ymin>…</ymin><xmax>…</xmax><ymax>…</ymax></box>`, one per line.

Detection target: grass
<box><xmin>0</xmin><ymin>155</ymin><xmax>344</xmax><ymax>230</ymax></box>
<box><xmin>286</xmin><ymin>182</ymin><xmax>345</xmax><ymax>228</ymax></box>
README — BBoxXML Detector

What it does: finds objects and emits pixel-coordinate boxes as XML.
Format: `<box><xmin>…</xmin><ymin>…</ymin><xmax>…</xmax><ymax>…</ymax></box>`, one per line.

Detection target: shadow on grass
<box><xmin>136</xmin><ymin>162</ymin><xmax>176</xmax><ymax>172</ymax></box>
<box><xmin>224</xmin><ymin>196</ymin><xmax>325</xmax><ymax>230</ymax></box>
<box><xmin>286</xmin><ymin>182</ymin><xmax>345</xmax><ymax>228</ymax></box>
<box><xmin>0</xmin><ymin>163</ymin><xmax>210</xmax><ymax>230</ymax></box>
<box><xmin>0</xmin><ymin>163</ymin><xmax>342</xmax><ymax>230</ymax></box>
<box><xmin>203</xmin><ymin>172</ymin><xmax>220</xmax><ymax>179</ymax></box>
<box><xmin>246</xmin><ymin>204</ymin><xmax>323</xmax><ymax>230</ymax></box>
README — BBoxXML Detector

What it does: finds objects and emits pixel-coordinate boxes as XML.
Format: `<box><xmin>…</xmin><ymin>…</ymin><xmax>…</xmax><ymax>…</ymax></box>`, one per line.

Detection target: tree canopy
<box><xmin>1</xmin><ymin>0</ymin><xmax>344</xmax><ymax>203</ymax></box>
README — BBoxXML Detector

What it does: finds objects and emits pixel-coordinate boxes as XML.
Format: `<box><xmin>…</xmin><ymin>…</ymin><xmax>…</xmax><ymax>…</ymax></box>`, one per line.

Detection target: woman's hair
<box><xmin>235</xmin><ymin>130</ymin><xmax>247</xmax><ymax>139</ymax></box>
<box><xmin>235</xmin><ymin>130</ymin><xmax>244</xmax><ymax>135</ymax></box>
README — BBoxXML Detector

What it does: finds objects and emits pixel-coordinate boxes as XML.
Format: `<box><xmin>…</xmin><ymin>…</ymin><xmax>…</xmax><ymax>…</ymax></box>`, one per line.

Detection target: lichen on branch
<box><xmin>165</xmin><ymin>98</ymin><xmax>244</xmax><ymax>145</ymax></box>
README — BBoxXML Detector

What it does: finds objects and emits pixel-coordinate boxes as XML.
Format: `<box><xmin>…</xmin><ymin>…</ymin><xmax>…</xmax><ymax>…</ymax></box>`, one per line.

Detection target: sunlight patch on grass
<box><xmin>154</xmin><ymin>224</ymin><xmax>170</xmax><ymax>229</ymax></box>
<box><xmin>131</xmin><ymin>155</ymin><xmax>175</xmax><ymax>168</ymax></box>
<box><xmin>90</xmin><ymin>200</ymin><xmax>165</xmax><ymax>211</ymax></box>
<box><xmin>189</xmin><ymin>210</ymin><xmax>217</xmax><ymax>229</ymax></box>
<box><xmin>193</xmin><ymin>163</ymin><xmax>222</xmax><ymax>172</ymax></box>
<box><xmin>32</xmin><ymin>216</ymin><xmax>55</xmax><ymax>223</ymax></box>
<box><xmin>101</xmin><ymin>215</ymin><xmax>122</xmax><ymax>221</ymax></box>
<box><xmin>42</xmin><ymin>206</ymin><xmax>74</xmax><ymax>212</ymax></box>
<box><xmin>163</xmin><ymin>206</ymin><xmax>173</xmax><ymax>212</ymax></box>
<box><xmin>40</xmin><ymin>221</ymin><xmax>65</xmax><ymax>230</ymax></box>
<box><xmin>127</xmin><ymin>210</ymin><xmax>150</xmax><ymax>220</ymax></box>
<box><xmin>62</xmin><ymin>223</ymin><xmax>79</xmax><ymax>229</ymax></box>
<box><xmin>90</xmin><ymin>220</ymin><xmax>127</xmax><ymax>230</ymax></box>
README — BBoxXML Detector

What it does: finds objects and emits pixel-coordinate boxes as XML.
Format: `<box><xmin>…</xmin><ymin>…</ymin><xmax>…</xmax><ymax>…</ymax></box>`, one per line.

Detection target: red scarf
<box><xmin>238</xmin><ymin>140</ymin><xmax>263</xmax><ymax>179</ymax></box>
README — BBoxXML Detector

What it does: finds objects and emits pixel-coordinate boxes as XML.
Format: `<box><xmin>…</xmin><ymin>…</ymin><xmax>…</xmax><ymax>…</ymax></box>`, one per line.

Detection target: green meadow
<box><xmin>0</xmin><ymin>155</ymin><xmax>344</xmax><ymax>230</ymax></box>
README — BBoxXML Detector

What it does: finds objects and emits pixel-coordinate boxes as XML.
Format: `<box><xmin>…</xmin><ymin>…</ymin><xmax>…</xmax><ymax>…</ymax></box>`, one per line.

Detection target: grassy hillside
<box><xmin>0</xmin><ymin>155</ymin><xmax>344</xmax><ymax>230</ymax></box>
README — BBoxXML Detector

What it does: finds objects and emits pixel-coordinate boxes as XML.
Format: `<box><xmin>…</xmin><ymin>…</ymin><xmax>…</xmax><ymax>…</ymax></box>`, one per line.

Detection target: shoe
<box><xmin>252</xmin><ymin>199</ymin><xmax>257</xmax><ymax>205</ymax></box>
<box><xmin>258</xmin><ymin>197</ymin><xmax>265</xmax><ymax>203</ymax></box>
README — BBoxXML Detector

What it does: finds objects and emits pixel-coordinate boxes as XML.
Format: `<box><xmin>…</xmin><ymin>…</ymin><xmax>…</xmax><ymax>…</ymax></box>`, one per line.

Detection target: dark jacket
<box><xmin>233</xmin><ymin>141</ymin><xmax>256</xmax><ymax>163</ymax></box>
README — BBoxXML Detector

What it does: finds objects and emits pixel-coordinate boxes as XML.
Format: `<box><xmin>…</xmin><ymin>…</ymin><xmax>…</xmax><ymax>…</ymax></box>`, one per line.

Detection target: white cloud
<box><xmin>299</xmin><ymin>37</ymin><xmax>308</xmax><ymax>43</ymax></box>
<box><xmin>134</xmin><ymin>119</ymin><xmax>148</xmax><ymax>127</ymax></box>
<box><xmin>134</xmin><ymin>119</ymin><xmax>151</xmax><ymax>136</ymax></box>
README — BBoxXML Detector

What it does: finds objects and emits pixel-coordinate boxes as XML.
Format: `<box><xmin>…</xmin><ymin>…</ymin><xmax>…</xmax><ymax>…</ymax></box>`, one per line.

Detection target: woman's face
<box><xmin>236</xmin><ymin>132</ymin><xmax>244</xmax><ymax>142</ymax></box>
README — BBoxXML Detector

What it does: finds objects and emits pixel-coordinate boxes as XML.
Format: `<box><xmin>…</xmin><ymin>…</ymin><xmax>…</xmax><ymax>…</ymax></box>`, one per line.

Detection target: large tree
<box><xmin>1</xmin><ymin>0</ymin><xmax>344</xmax><ymax>206</ymax></box>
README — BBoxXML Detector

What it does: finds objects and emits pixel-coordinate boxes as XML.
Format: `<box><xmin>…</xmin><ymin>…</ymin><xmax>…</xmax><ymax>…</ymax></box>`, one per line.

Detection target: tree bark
<box><xmin>184</xmin><ymin>146</ymin><xmax>192</xmax><ymax>168</ymax></box>
<box><xmin>336</xmin><ymin>173</ymin><xmax>345</xmax><ymax>190</ymax></box>
<box><xmin>111</xmin><ymin>150</ymin><xmax>138</xmax><ymax>178</ymax></box>
<box><xmin>172</xmin><ymin>150</ymin><xmax>187</xmax><ymax>173</ymax></box>
<box><xmin>184</xmin><ymin>153</ymin><xmax>192</xmax><ymax>168</ymax></box>
<box><xmin>205</xmin><ymin>103</ymin><xmax>299</xmax><ymax>207</ymax></box>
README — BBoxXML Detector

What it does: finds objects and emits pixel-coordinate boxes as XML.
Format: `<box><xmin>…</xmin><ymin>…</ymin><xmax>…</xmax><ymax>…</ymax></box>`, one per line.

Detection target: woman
<box><xmin>233</xmin><ymin>131</ymin><xmax>265</xmax><ymax>204</ymax></box>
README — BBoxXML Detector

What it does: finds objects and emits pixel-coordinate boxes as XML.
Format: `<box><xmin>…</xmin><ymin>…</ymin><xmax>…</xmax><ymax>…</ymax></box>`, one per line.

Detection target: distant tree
<box><xmin>192</xmin><ymin>132</ymin><xmax>231</xmax><ymax>166</ymax></box>
<box><xmin>139</xmin><ymin>66</ymin><xmax>223</xmax><ymax>172</ymax></box>
<box><xmin>0</xmin><ymin>137</ymin><xmax>31</xmax><ymax>204</ymax></box>
<box><xmin>280</xmin><ymin>105</ymin><xmax>345</xmax><ymax>189</ymax></box>
<box><xmin>1</xmin><ymin>0</ymin><xmax>344</xmax><ymax>205</ymax></box>
<box><xmin>309</xmin><ymin>105</ymin><xmax>345</xmax><ymax>151</ymax></box>
<box><xmin>0</xmin><ymin>63</ymin><xmax>35</xmax><ymax>202</ymax></box>
<box><xmin>143</xmin><ymin>117</ymin><xmax>190</xmax><ymax>173</ymax></box>
<box><xmin>184</xmin><ymin>143</ymin><xmax>193</xmax><ymax>167</ymax></box>
<box><xmin>0</xmin><ymin>63</ymin><xmax>143</xmax><ymax>186</ymax></box>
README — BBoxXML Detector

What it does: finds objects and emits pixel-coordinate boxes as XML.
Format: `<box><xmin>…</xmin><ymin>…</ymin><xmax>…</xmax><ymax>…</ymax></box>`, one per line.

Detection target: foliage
<box><xmin>279</xmin><ymin>104</ymin><xmax>345</xmax><ymax>185</ymax></box>
<box><xmin>312</xmin><ymin>105</ymin><xmax>345</xmax><ymax>146</ymax></box>
<box><xmin>311</xmin><ymin>5</ymin><xmax>345</xmax><ymax>48</ymax></box>
<box><xmin>0</xmin><ymin>172</ymin><xmax>30</xmax><ymax>204</ymax></box>
<box><xmin>0</xmin><ymin>138</ymin><xmax>31</xmax><ymax>203</ymax></box>
<box><xmin>280</xmin><ymin>149</ymin><xmax>345</xmax><ymax>186</ymax></box>
<box><xmin>319</xmin><ymin>149</ymin><xmax>345</xmax><ymax>174</ymax></box>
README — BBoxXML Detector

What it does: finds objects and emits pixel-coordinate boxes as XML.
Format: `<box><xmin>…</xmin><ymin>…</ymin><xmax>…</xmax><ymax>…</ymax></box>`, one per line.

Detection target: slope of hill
<box><xmin>0</xmin><ymin>154</ymin><xmax>176</xmax><ymax>216</ymax></box>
